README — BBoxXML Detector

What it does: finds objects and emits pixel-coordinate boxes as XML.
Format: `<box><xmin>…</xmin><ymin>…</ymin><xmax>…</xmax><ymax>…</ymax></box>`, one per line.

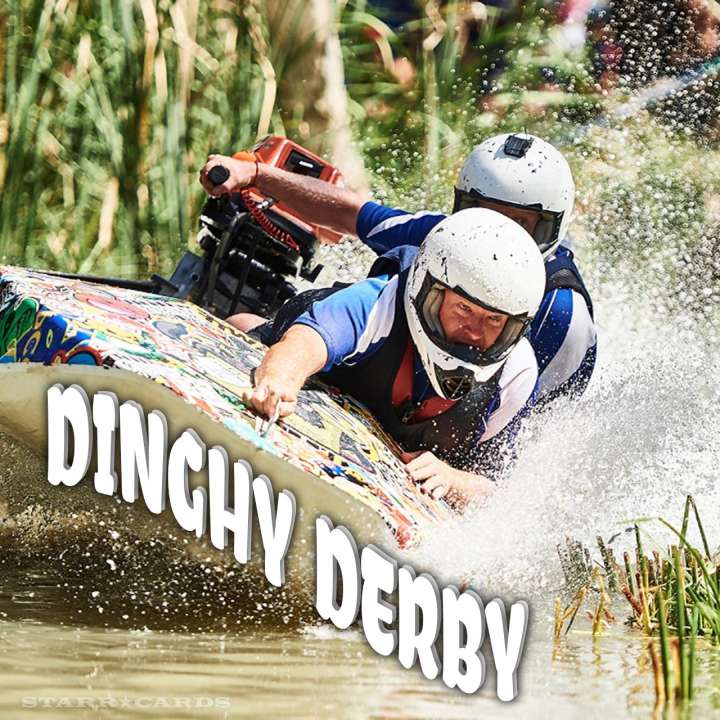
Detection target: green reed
<box><xmin>556</xmin><ymin>495</ymin><xmax>718</xmax><ymax>706</ymax></box>
<box><xmin>4</xmin><ymin>0</ymin><xmax>717</xmax><ymax>304</ymax></box>
<box><xmin>0</xmin><ymin>0</ymin><xmax>265</xmax><ymax>277</ymax></box>
<box><xmin>1</xmin><ymin>1</ymin><xmax>575</xmax><ymax>276</ymax></box>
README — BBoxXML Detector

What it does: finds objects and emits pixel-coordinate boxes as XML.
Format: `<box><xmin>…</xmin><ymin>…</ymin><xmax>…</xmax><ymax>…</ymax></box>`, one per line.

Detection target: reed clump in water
<box><xmin>555</xmin><ymin>495</ymin><xmax>718</xmax><ymax>706</ymax></box>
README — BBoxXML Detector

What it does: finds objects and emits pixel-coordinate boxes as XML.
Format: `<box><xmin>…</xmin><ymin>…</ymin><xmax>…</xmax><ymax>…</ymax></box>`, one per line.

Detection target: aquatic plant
<box><xmin>556</xmin><ymin>495</ymin><xmax>719</xmax><ymax>705</ymax></box>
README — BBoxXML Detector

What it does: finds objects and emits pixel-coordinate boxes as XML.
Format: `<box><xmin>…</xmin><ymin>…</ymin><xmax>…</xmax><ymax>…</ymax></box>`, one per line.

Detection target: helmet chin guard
<box><xmin>405</xmin><ymin>208</ymin><xmax>545</xmax><ymax>400</ymax></box>
<box><xmin>432</xmin><ymin>365</ymin><xmax>477</xmax><ymax>400</ymax></box>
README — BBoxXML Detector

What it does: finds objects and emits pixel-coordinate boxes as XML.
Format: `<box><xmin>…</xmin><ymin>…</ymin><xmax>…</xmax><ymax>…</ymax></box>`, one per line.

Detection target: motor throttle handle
<box><xmin>208</xmin><ymin>165</ymin><xmax>230</xmax><ymax>186</ymax></box>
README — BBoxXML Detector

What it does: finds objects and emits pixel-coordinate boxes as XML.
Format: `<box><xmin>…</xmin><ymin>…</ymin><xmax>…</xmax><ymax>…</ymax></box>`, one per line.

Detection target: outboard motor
<box><xmin>43</xmin><ymin>137</ymin><xmax>343</xmax><ymax>320</ymax></box>
<box><xmin>166</xmin><ymin>136</ymin><xmax>345</xmax><ymax>318</ymax></box>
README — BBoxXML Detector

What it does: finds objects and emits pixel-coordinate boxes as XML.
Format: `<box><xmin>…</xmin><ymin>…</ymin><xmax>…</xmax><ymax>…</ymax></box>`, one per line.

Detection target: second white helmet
<box><xmin>454</xmin><ymin>133</ymin><xmax>575</xmax><ymax>258</ymax></box>
<box><xmin>404</xmin><ymin>208</ymin><xmax>545</xmax><ymax>400</ymax></box>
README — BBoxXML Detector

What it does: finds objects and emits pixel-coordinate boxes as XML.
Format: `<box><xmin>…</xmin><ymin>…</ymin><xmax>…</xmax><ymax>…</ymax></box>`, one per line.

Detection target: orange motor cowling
<box><xmin>188</xmin><ymin>135</ymin><xmax>347</xmax><ymax>319</ymax></box>
<box><xmin>232</xmin><ymin>135</ymin><xmax>345</xmax><ymax>247</ymax></box>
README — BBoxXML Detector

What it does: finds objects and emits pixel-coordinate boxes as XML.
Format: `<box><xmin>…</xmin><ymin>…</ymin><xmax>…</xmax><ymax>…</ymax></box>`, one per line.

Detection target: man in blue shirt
<box><xmin>200</xmin><ymin>132</ymin><xmax>596</xmax><ymax>409</ymax></box>
<box><xmin>223</xmin><ymin>209</ymin><xmax>547</xmax><ymax>511</ymax></box>
<box><xmin>365</xmin><ymin>133</ymin><xmax>596</xmax><ymax>406</ymax></box>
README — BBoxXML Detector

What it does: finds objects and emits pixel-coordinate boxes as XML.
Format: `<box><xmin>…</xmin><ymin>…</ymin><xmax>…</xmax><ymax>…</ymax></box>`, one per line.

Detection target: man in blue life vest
<box><xmin>200</xmin><ymin>132</ymin><xmax>596</xmax><ymax>409</ymax></box>
<box><xmin>250</xmin><ymin>208</ymin><xmax>545</xmax><ymax>508</ymax></box>
<box><xmin>213</xmin><ymin>209</ymin><xmax>546</xmax><ymax>510</ymax></box>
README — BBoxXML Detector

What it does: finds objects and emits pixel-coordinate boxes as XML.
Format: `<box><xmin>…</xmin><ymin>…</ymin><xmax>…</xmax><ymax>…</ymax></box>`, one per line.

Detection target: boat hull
<box><xmin>0</xmin><ymin>266</ymin><xmax>452</xmax><ymax>607</ymax></box>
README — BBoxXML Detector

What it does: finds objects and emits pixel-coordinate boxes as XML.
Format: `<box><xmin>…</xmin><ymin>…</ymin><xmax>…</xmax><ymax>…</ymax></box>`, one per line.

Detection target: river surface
<box><xmin>2</xmin><ymin>592</ymin><xmax>720</xmax><ymax>719</ymax></box>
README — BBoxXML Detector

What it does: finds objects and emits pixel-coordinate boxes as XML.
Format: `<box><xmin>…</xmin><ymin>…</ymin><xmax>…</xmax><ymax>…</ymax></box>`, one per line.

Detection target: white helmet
<box><xmin>404</xmin><ymin>208</ymin><xmax>545</xmax><ymax>400</ymax></box>
<box><xmin>454</xmin><ymin>133</ymin><xmax>575</xmax><ymax>257</ymax></box>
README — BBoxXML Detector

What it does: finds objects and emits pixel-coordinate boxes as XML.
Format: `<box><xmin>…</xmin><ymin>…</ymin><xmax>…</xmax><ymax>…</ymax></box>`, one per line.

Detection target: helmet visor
<box><xmin>453</xmin><ymin>187</ymin><xmax>563</xmax><ymax>255</ymax></box>
<box><xmin>413</xmin><ymin>274</ymin><xmax>532</xmax><ymax>368</ymax></box>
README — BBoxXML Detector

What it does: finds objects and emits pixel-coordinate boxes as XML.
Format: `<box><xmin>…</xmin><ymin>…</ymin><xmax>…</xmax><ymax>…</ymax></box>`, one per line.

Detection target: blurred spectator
<box><xmin>553</xmin><ymin>0</ymin><xmax>596</xmax><ymax>50</ymax></box>
<box><xmin>591</xmin><ymin>0</ymin><xmax>720</xmax><ymax>137</ymax></box>
<box><xmin>608</xmin><ymin>0</ymin><xmax>719</xmax><ymax>83</ymax></box>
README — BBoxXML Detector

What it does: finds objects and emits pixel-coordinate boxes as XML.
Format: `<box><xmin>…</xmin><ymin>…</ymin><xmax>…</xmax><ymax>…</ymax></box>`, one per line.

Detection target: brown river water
<box><xmin>0</xmin><ymin>610</ymin><xmax>684</xmax><ymax>720</ymax></box>
<box><xmin>2</xmin><ymin>418</ymin><xmax>720</xmax><ymax>720</ymax></box>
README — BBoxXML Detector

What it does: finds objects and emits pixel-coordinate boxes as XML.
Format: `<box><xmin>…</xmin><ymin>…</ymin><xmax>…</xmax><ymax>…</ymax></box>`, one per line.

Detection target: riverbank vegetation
<box><xmin>3</xmin><ymin>0</ymin><xmax>717</xmax><ymax>288</ymax></box>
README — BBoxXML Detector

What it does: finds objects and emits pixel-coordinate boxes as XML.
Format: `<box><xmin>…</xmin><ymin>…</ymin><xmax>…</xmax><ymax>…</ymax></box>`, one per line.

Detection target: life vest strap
<box><xmin>391</xmin><ymin>340</ymin><xmax>456</xmax><ymax>422</ymax></box>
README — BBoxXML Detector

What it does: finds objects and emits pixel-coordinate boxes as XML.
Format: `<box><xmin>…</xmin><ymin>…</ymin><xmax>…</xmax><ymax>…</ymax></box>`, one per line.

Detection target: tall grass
<box><xmin>0</xmin><ymin>0</ymin><xmax>266</xmax><ymax>277</ymax></box>
<box><xmin>4</xmin><ymin>1</ymin><xmax>717</xmax><ymax>289</ymax></box>
<box><xmin>0</xmin><ymin>1</ymin><xmax>605</xmax><ymax>275</ymax></box>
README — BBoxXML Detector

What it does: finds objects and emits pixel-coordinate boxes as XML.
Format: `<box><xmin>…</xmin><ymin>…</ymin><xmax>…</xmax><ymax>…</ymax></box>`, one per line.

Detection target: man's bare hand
<box><xmin>242</xmin><ymin>364</ymin><xmax>300</xmax><ymax>420</ymax></box>
<box><xmin>199</xmin><ymin>154</ymin><xmax>255</xmax><ymax>197</ymax></box>
<box><xmin>198</xmin><ymin>150</ymin><xmax>364</xmax><ymax>237</ymax></box>
<box><xmin>241</xmin><ymin>324</ymin><xmax>328</xmax><ymax>421</ymax></box>
<box><xmin>401</xmin><ymin>450</ymin><xmax>496</xmax><ymax>511</ymax></box>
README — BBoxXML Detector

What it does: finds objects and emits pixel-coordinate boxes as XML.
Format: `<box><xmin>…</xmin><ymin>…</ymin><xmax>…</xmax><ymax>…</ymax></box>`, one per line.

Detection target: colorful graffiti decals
<box><xmin>0</xmin><ymin>295</ymin><xmax>39</xmax><ymax>358</ymax></box>
<box><xmin>75</xmin><ymin>287</ymin><xmax>151</xmax><ymax>322</ymax></box>
<box><xmin>0</xmin><ymin>266</ymin><xmax>455</xmax><ymax>542</ymax></box>
<box><xmin>14</xmin><ymin>310</ymin><xmax>101</xmax><ymax>366</ymax></box>
<box><xmin>293</xmin><ymin>401</ymin><xmax>325</xmax><ymax>430</ymax></box>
